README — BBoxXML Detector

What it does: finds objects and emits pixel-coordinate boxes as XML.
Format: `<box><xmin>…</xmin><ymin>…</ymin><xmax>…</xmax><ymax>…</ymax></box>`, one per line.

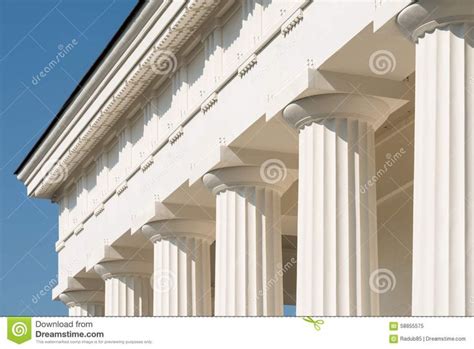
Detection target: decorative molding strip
<box><xmin>116</xmin><ymin>181</ymin><xmax>128</xmax><ymax>195</ymax></box>
<box><xmin>140</xmin><ymin>156</ymin><xmax>154</xmax><ymax>172</ymax></box>
<box><xmin>64</xmin><ymin>230</ymin><xmax>74</xmax><ymax>242</ymax></box>
<box><xmin>169</xmin><ymin>126</ymin><xmax>184</xmax><ymax>145</ymax></box>
<box><xmin>74</xmin><ymin>224</ymin><xmax>84</xmax><ymax>236</ymax></box>
<box><xmin>55</xmin><ymin>240</ymin><xmax>66</xmax><ymax>252</ymax></box>
<box><xmin>94</xmin><ymin>204</ymin><xmax>105</xmax><ymax>217</ymax></box>
<box><xmin>201</xmin><ymin>92</ymin><xmax>218</xmax><ymax>113</ymax></box>
<box><xmin>238</xmin><ymin>54</ymin><xmax>257</xmax><ymax>77</ymax></box>
<box><xmin>281</xmin><ymin>9</ymin><xmax>304</xmax><ymax>36</ymax></box>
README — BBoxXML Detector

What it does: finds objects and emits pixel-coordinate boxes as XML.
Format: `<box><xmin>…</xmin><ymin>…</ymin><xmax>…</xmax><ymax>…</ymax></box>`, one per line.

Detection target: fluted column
<box><xmin>142</xmin><ymin>219</ymin><xmax>214</xmax><ymax>316</ymax></box>
<box><xmin>284</xmin><ymin>93</ymin><xmax>390</xmax><ymax>316</ymax></box>
<box><xmin>59</xmin><ymin>291</ymin><xmax>105</xmax><ymax>316</ymax></box>
<box><xmin>398</xmin><ymin>0</ymin><xmax>474</xmax><ymax>316</ymax></box>
<box><xmin>203</xmin><ymin>166</ymin><xmax>284</xmax><ymax>316</ymax></box>
<box><xmin>94</xmin><ymin>260</ymin><xmax>153</xmax><ymax>316</ymax></box>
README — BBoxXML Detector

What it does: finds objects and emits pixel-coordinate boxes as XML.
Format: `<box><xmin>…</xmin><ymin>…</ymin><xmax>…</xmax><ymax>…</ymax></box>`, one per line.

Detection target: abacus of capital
<box><xmin>16</xmin><ymin>0</ymin><xmax>474</xmax><ymax>316</ymax></box>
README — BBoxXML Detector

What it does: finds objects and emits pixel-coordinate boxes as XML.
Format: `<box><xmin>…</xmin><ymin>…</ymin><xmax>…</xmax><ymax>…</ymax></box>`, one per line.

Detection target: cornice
<box><xmin>22</xmin><ymin>0</ymin><xmax>222</xmax><ymax>198</ymax></box>
<box><xmin>17</xmin><ymin>0</ymin><xmax>163</xmax><ymax>182</ymax></box>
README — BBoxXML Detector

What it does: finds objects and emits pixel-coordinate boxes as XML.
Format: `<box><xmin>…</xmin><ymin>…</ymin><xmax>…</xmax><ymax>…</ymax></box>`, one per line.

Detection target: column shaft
<box><xmin>104</xmin><ymin>275</ymin><xmax>152</xmax><ymax>316</ymax></box>
<box><xmin>214</xmin><ymin>186</ymin><xmax>283</xmax><ymax>316</ymax></box>
<box><xmin>69</xmin><ymin>303</ymin><xmax>104</xmax><ymax>317</ymax></box>
<box><xmin>59</xmin><ymin>290</ymin><xmax>105</xmax><ymax>317</ymax></box>
<box><xmin>283</xmin><ymin>93</ymin><xmax>390</xmax><ymax>316</ymax></box>
<box><xmin>153</xmin><ymin>236</ymin><xmax>212</xmax><ymax>316</ymax></box>
<box><xmin>142</xmin><ymin>219</ymin><xmax>215</xmax><ymax>316</ymax></box>
<box><xmin>397</xmin><ymin>0</ymin><xmax>474</xmax><ymax>315</ymax></box>
<box><xmin>411</xmin><ymin>24</ymin><xmax>474</xmax><ymax>315</ymax></box>
<box><xmin>94</xmin><ymin>260</ymin><xmax>153</xmax><ymax>316</ymax></box>
<box><xmin>297</xmin><ymin>118</ymin><xmax>378</xmax><ymax>315</ymax></box>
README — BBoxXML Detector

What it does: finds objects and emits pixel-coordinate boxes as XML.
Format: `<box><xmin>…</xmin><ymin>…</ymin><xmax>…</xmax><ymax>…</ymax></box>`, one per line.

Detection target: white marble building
<box><xmin>16</xmin><ymin>0</ymin><xmax>474</xmax><ymax>316</ymax></box>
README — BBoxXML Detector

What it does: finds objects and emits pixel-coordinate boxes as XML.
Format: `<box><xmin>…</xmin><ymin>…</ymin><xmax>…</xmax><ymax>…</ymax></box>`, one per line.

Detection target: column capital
<box><xmin>283</xmin><ymin>93</ymin><xmax>390</xmax><ymax>131</ymax></box>
<box><xmin>141</xmin><ymin>219</ymin><xmax>215</xmax><ymax>243</ymax></box>
<box><xmin>397</xmin><ymin>0</ymin><xmax>474</xmax><ymax>42</ymax></box>
<box><xmin>203</xmin><ymin>165</ymin><xmax>291</xmax><ymax>195</ymax></box>
<box><xmin>94</xmin><ymin>260</ymin><xmax>153</xmax><ymax>281</ymax></box>
<box><xmin>59</xmin><ymin>290</ymin><xmax>104</xmax><ymax>307</ymax></box>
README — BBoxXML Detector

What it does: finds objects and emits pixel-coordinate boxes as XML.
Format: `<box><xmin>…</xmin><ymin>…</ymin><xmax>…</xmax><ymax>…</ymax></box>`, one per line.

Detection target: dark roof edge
<box><xmin>14</xmin><ymin>0</ymin><xmax>146</xmax><ymax>175</ymax></box>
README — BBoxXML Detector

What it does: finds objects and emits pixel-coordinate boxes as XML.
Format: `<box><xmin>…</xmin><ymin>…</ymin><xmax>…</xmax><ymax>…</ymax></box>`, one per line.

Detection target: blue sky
<box><xmin>0</xmin><ymin>0</ymin><xmax>297</xmax><ymax>317</ymax></box>
<box><xmin>0</xmin><ymin>0</ymin><xmax>138</xmax><ymax>316</ymax></box>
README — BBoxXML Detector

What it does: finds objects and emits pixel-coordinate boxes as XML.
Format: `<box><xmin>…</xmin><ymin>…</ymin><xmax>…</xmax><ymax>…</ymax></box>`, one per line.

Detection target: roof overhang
<box><xmin>16</xmin><ymin>0</ymin><xmax>223</xmax><ymax>199</ymax></box>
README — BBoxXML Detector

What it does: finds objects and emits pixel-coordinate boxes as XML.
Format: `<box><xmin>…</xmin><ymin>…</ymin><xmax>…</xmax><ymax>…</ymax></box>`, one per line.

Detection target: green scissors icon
<box><xmin>303</xmin><ymin>317</ymin><xmax>325</xmax><ymax>331</ymax></box>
